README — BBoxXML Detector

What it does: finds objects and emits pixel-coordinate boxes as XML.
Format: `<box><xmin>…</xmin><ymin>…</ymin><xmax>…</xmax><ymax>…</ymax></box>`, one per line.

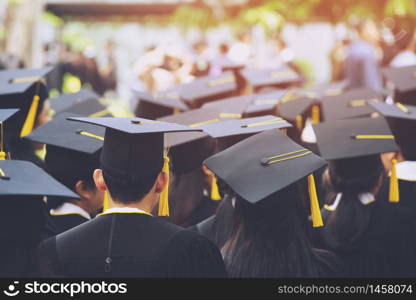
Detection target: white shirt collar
<box><xmin>324</xmin><ymin>192</ymin><xmax>375</xmax><ymax>211</ymax></box>
<box><xmin>300</xmin><ymin>118</ymin><xmax>317</xmax><ymax>143</ymax></box>
<box><xmin>395</xmin><ymin>161</ymin><xmax>416</xmax><ymax>182</ymax></box>
<box><xmin>50</xmin><ymin>202</ymin><xmax>91</xmax><ymax>220</ymax></box>
<box><xmin>102</xmin><ymin>207</ymin><xmax>150</xmax><ymax>214</ymax></box>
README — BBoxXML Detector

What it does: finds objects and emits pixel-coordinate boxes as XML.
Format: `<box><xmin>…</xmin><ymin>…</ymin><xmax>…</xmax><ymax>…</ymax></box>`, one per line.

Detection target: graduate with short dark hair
<box><xmin>24</xmin><ymin>113</ymin><xmax>105</xmax><ymax>238</ymax></box>
<box><xmin>37</xmin><ymin>117</ymin><xmax>227</xmax><ymax>278</ymax></box>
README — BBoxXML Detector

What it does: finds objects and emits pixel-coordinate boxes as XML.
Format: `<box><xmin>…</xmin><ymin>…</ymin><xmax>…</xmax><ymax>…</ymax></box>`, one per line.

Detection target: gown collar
<box><xmin>97</xmin><ymin>207</ymin><xmax>153</xmax><ymax>217</ymax></box>
<box><xmin>395</xmin><ymin>161</ymin><xmax>416</xmax><ymax>182</ymax></box>
<box><xmin>50</xmin><ymin>202</ymin><xmax>91</xmax><ymax>220</ymax></box>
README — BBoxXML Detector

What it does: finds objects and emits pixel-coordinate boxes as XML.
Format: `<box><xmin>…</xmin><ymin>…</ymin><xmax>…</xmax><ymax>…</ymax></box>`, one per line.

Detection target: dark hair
<box><xmin>325</xmin><ymin>155</ymin><xmax>384</xmax><ymax>249</ymax></box>
<box><xmin>102</xmin><ymin>166</ymin><xmax>160</xmax><ymax>204</ymax></box>
<box><xmin>223</xmin><ymin>180</ymin><xmax>326</xmax><ymax>277</ymax></box>
<box><xmin>45</xmin><ymin>147</ymin><xmax>99</xmax><ymax>209</ymax></box>
<box><xmin>389</xmin><ymin>119</ymin><xmax>416</xmax><ymax>161</ymax></box>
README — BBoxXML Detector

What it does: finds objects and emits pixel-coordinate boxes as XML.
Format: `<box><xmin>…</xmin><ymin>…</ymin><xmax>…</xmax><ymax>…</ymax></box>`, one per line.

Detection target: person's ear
<box><xmin>155</xmin><ymin>171</ymin><xmax>168</xmax><ymax>194</ymax></box>
<box><xmin>93</xmin><ymin>169</ymin><xmax>107</xmax><ymax>192</ymax></box>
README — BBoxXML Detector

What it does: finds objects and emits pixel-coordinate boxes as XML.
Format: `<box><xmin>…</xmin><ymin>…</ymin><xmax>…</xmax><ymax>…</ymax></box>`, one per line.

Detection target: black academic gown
<box><xmin>42</xmin><ymin>214</ymin><xmax>89</xmax><ymax>240</ymax></box>
<box><xmin>37</xmin><ymin>212</ymin><xmax>227</xmax><ymax>277</ymax></box>
<box><xmin>314</xmin><ymin>195</ymin><xmax>416</xmax><ymax>277</ymax></box>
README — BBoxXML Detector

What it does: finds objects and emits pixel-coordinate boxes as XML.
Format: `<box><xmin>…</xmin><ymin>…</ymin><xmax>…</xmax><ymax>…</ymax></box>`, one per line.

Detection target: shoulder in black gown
<box><xmin>37</xmin><ymin>213</ymin><xmax>227</xmax><ymax>278</ymax></box>
<box><xmin>314</xmin><ymin>194</ymin><xmax>416</xmax><ymax>277</ymax></box>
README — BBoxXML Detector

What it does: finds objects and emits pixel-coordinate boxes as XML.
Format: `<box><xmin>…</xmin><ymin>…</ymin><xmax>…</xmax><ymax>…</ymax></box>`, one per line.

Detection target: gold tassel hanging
<box><xmin>210</xmin><ymin>176</ymin><xmax>221</xmax><ymax>201</ymax></box>
<box><xmin>308</xmin><ymin>174</ymin><xmax>323</xmax><ymax>227</ymax></box>
<box><xmin>296</xmin><ymin>115</ymin><xmax>303</xmax><ymax>131</ymax></box>
<box><xmin>103</xmin><ymin>190</ymin><xmax>109</xmax><ymax>212</ymax></box>
<box><xmin>311</xmin><ymin>105</ymin><xmax>320</xmax><ymax>124</ymax></box>
<box><xmin>389</xmin><ymin>159</ymin><xmax>399</xmax><ymax>203</ymax></box>
<box><xmin>158</xmin><ymin>156</ymin><xmax>170</xmax><ymax>216</ymax></box>
<box><xmin>0</xmin><ymin>121</ymin><xmax>5</xmax><ymax>160</ymax></box>
<box><xmin>20</xmin><ymin>94</ymin><xmax>40</xmax><ymax>137</ymax></box>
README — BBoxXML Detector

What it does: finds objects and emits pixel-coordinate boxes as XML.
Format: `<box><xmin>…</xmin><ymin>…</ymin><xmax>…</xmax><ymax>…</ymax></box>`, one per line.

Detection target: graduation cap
<box><xmin>0</xmin><ymin>109</ymin><xmax>19</xmax><ymax>159</ymax></box>
<box><xmin>302</xmin><ymin>80</ymin><xmax>348</xmax><ymax>99</ymax></box>
<box><xmin>201</xmin><ymin>115</ymin><xmax>292</xmax><ymax>151</ymax></box>
<box><xmin>244</xmin><ymin>90</ymin><xmax>288</xmax><ymax>118</ymax></box>
<box><xmin>179</xmin><ymin>71</ymin><xmax>238</xmax><ymax>108</ymax></box>
<box><xmin>368</xmin><ymin>100</ymin><xmax>416</xmax><ymax>162</ymax></box>
<box><xmin>240</xmin><ymin>66</ymin><xmax>301</xmax><ymax>92</ymax></box>
<box><xmin>24</xmin><ymin>112</ymin><xmax>104</xmax><ymax>194</ymax></box>
<box><xmin>67</xmin><ymin>116</ymin><xmax>203</xmax><ymax>216</ymax></box>
<box><xmin>313</xmin><ymin>117</ymin><xmax>399</xmax><ymax>203</ymax></box>
<box><xmin>382</xmin><ymin>65</ymin><xmax>416</xmax><ymax>104</ymax></box>
<box><xmin>0</xmin><ymin>67</ymin><xmax>53</xmax><ymax>137</ymax></box>
<box><xmin>204</xmin><ymin>129</ymin><xmax>327</xmax><ymax>227</ymax></box>
<box><xmin>159</xmin><ymin>106</ymin><xmax>245</xmax><ymax>174</ymax></box>
<box><xmin>211</xmin><ymin>56</ymin><xmax>245</xmax><ymax>72</ymax></box>
<box><xmin>321</xmin><ymin>87</ymin><xmax>382</xmax><ymax>121</ymax></box>
<box><xmin>50</xmin><ymin>89</ymin><xmax>112</xmax><ymax>117</ymax></box>
<box><xmin>276</xmin><ymin>91</ymin><xmax>318</xmax><ymax>131</ymax></box>
<box><xmin>201</xmin><ymin>94</ymin><xmax>253</xmax><ymax>114</ymax></box>
<box><xmin>134</xmin><ymin>90</ymin><xmax>188</xmax><ymax>119</ymax></box>
<box><xmin>0</xmin><ymin>160</ymin><xmax>79</xmax><ymax>199</ymax></box>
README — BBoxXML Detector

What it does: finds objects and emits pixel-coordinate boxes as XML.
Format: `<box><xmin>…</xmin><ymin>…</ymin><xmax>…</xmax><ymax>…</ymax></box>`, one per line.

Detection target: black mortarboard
<box><xmin>204</xmin><ymin>129</ymin><xmax>326</xmax><ymax>226</ymax></box>
<box><xmin>368</xmin><ymin>101</ymin><xmax>416</xmax><ymax>161</ymax></box>
<box><xmin>67</xmin><ymin>117</ymin><xmax>202</xmax><ymax>178</ymax></box>
<box><xmin>201</xmin><ymin>115</ymin><xmax>292</xmax><ymax>151</ymax></box>
<box><xmin>244</xmin><ymin>90</ymin><xmax>288</xmax><ymax>117</ymax></box>
<box><xmin>302</xmin><ymin>80</ymin><xmax>348</xmax><ymax>99</ymax></box>
<box><xmin>0</xmin><ymin>67</ymin><xmax>53</xmax><ymax>137</ymax></box>
<box><xmin>321</xmin><ymin>87</ymin><xmax>382</xmax><ymax>121</ymax></box>
<box><xmin>159</xmin><ymin>106</ymin><xmax>243</xmax><ymax>174</ymax></box>
<box><xmin>0</xmin><ymin>109</ymin><xmax>19</xmax><ymax>157</ymax></box>
<box><xmin>211</xmin><ymin>56</ymin><xmax>245</xmax><ymax>72</ymax></box>
<box><xmin>368</xmin><ymin>100</ymin><xmax>416</xmax><ymax>121</ymax></box>
<box><xmin>201</xmin><ymin>94</ymin><xmax>253</xmax><ymax>116</ymax></box>
<box><xmin>205</xmin><ymin>129</ymin><xmax>326</xmax><ymax>203</ymax></box>
<box><xmin>24</xmin><ymin>112</ymin><xmax>104</xmax><ymax>155</ymax></box>
<box><xmin>179</xmin><ymin>71</ymin><xmax>238</xmax><ymax>108</ymax></box>
<box><xmin>241</xmin><ymin>66</ymin><xmax>301</xmax><ymax>92</ymax></box>
<box><xmin>134</xmin><ymin>90</ymin><xmax>188</xmax><ymax>119</ymax></box>
<box><xmin>313</xmin><ymin>117</ymin><xmax>398</xmax><ymax>160</ymax></box>
<box><xmin>67</xmin><ymin>116</ymin><xmax>203</xmax><ymax>216</ymax></box>
<box><xmin>24</xmin><ymin>112</ymin><xmax>104</xmax><ymax>192</ymax></box>
<box><xmin>382</xmin><ymin>65</ymin><xmax>416</xmax><ymax>104</ymax></box>
<box><xmin>0</xmin><ymin>160</ymin><xmax>79</xmax><ymax>198</ymax></box>
<box><xmin>50</xmin><ymin>89</ymin><xmax>112</xmax><ymax>117</ymax></box>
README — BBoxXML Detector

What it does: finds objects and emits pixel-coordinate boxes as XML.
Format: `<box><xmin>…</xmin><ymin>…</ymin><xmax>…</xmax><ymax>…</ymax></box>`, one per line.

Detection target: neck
<box><xmin>107</xmin><ymin>192</ymin><xmax>155</xmax><ymax>215</ymax></box>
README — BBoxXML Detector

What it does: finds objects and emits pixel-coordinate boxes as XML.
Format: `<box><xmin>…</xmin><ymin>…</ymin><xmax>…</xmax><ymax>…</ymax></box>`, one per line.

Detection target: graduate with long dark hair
<box><xmin>204</xmin><ymin>129</ymin><xmax>340</xmax><ymax>277</ymax></box>
<box><xmin>313</xmin><ymin>117</ymin><xmax>416</xmax><ymax>277</ymax></box>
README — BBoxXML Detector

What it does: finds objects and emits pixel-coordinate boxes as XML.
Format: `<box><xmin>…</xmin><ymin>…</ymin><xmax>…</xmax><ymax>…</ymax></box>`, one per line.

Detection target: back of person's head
<box><xmin>102</xmin><ymin>165</ymin><xmax>160</xmax><ymax>205</ymax></box>
<box><xmin>224</xmin><ymin>180</ymin><xmax>321</xmax><ymax>277</ymax></box>
<box><xmin>389</xmin><ymin>119</ymin><xmax>416</xmax><ymax>161</ymax></box>
<box><xmin>325</xmin><ymin>155</ymin><xmax>384</xmax><ymax>248</ymax></box>
<box><xmin>45</xmin><ymin>146</ymin><xmax>99</xmax><ymax>209</ymax></box>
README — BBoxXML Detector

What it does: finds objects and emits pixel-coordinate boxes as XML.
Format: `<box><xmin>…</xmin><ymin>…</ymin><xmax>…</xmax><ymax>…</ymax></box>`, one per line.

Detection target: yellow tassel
<box><xmin>20</xmin><ymin>94</ymin><xmax>40</xmax><ymax>137</ymax></box>
<box><xmin>103</xmin><ymin>190</ymin><xmax>109</xmax><ymax>212</ymax></box>
<box><xmin>308</xmin><ymin>174</ymin><xmax>323</xmax><ymax>227</ymax></box>
<box><xmin>0</xmin><ymin>121</ymin><xmax>5</xmax><ymax>160</ymax></box>
<box><xmin>296</xmin><ymin>115</ymin><xmax>303</xmax><ymax>131</ymax></box>
<box><xmin>311</xmin><ymin>105</ymin><xmax>320</xmax><ymax>124</ymax></box>
<box><xmin>210</xmin><ymin>176</ymin><xmax>221</xmax><ymax>201</ymax></box>
<box><xmin>158</xmin><ymin>156</ymin><xmax>170</xmax><ymax>216</ymax></box>
<box><xmin>389</xmin><ymin>159</ymin><xmax>399</xmax><ymax>203</ymax></box>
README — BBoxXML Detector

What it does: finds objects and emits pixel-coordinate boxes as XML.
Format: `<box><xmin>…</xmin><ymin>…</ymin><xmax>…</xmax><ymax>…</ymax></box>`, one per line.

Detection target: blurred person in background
<box><xmin>191</xmin><ymin>40</ymin><xmax>211</xmax><ymax>77</ymax></box>
<box><xmin>390</xmin><ymin>28</ymin><xmax>416</xmax><ymax>68</ymax></box>
<box><xmin>228</xmin><ymin>30</ymin><xmax>254</xmax><ymax>64</ymax></box>
<box><xmin>100</xmin><ymin>40</ymin><xmax>118</xmax><ymax>93</ymax></box>
<box><xmin>344</xmin><ymin>19</ymin><xmax>383</xmax><ymax>91</ymax></box>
